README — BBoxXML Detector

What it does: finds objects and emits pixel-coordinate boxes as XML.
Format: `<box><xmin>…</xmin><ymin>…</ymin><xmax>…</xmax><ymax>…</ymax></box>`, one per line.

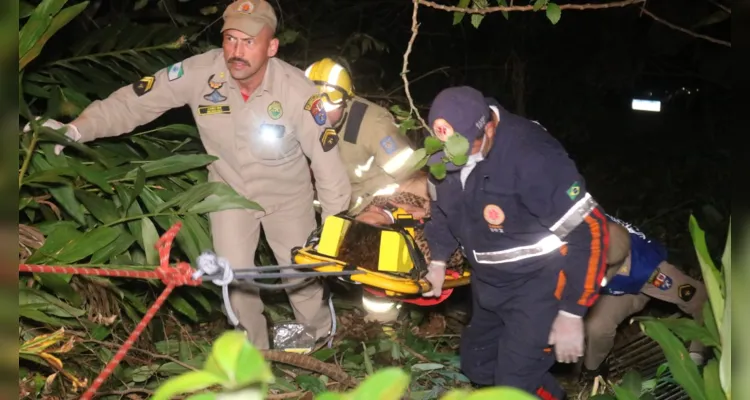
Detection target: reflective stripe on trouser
<box><xmin>209</xmin><ymin>195</ymin><xmax>332</xmax><ymax>350</ymax></box>
<box><xmin>583</xmin><ymin>260</ymin><xmax>708</xmax><ymax>370</ymax></box>
<box><xmin>473</xmin><ymin>193</ymin><xmax>599</xmax><ymax>265</ymax></box>
<box><xmin>459</xmin><ymin>267</ymin><xmax>565</xmax><ymax>399</ymax></box>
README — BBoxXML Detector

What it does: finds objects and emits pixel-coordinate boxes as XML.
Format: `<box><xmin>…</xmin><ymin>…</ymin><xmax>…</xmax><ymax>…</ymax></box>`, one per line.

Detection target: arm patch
<box><xmin>319</xmin><ymin>128</ymin><xmax>339</xmax><ymax>152</ymax></box>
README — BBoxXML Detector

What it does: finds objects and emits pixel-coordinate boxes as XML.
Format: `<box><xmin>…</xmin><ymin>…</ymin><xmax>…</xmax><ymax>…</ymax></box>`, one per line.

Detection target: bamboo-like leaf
<box><xmin>124</xmin><ymin>154</ymin><xmax>218</xmax><ymax>180</ymax></box>
<box><xmin>141</xmin><ymin>217</ymin><xmax>160</xmax><ymax>265</ymax></box>
<box><xmin>19</xmin><ymin>0</ymin><xmax>68</xmax><ymax>62</ymax></box>
<box><xmin>68</xmin><ymin>158</ymin><xmax>114</xmax><ymax>194</ymax></box>
<box><xmin>166</xmin><ymin>293</ymin><xmax>199</xmax><ymax>322</ymax></box>
<box><xmin>719</xmin><ymin>219</ymin><xmax>730</xmax><ymax>396</ymax></box>
<box><xmin>634</xmin><ymin>316</ymin><xmax>720</xmax><ymax>348</ymax></box>
<box><xmin>90</xmin><ymin>227</ymin><xmax>136</xmax><ymax>264</ymax></box>
<box><xmin>188</xmin><ymin>185</ymin><xmax>265</xmax><ymax>214</ymax></box>
<box><xmin>19</xmin><ymin>287</ymin><xmax>87</xmax><ymax>318</ymax></box>
<box><xmin>703</xmin><ymin>358</ymin><xmax>726</xmax><ymax>400</ymax></box>
<box><xmin>74</xmin><ymin>189</ymin><xmax>120</xmax><ymax>225</ymax></box>
<box><xmin>20</xmin><ymin>2</ymin><xmax>91</xmax><ymax>71</ymax></box>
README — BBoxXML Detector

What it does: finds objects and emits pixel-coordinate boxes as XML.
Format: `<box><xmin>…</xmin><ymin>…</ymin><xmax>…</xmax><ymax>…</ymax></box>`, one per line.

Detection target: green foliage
<box><xmin>451</xmin><ymin>0</ymin><xmax>562</xmax><ymax>27</ymax></box>
<box><xmin>154</xmin><ymin>331</ymin><xmax>540</xmax><ymax>400</ymax></box>
<box><xmin>406</xmin><ymin>132</ymin><xmax>471</xmax><ymax>180</ymax></box>
<box><xmin>632</xmin><ymin>215</ymin><xmax>731</xmax><ymax>400</ymax></box>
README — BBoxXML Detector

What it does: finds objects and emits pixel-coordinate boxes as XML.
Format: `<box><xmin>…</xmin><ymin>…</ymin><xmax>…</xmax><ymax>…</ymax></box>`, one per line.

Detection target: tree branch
<box><xmin>401</xmin><ymin>0</ymin><xmax>431</xmax><ymax>132</ymax></box>
<box><xmin>706</xmin><ymin>0</ymin><xmax>730</xmax><ymax>14</ymax></box>
<box><xmin>639</xmin><ymin>8</ymin><xmax>731</xmax><ymax>47</ymax></box>
<box><xmin>417</xmin><ymin>0</ymin><xmax>646</xmax><ymax>13</ymax></box>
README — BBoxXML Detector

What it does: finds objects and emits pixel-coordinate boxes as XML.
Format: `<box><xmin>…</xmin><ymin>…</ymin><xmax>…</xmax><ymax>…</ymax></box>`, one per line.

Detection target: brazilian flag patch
<box><xmin>566</xmin><ymin>181</ymin><xmax>581</xmax><ymax>200</ymax></box>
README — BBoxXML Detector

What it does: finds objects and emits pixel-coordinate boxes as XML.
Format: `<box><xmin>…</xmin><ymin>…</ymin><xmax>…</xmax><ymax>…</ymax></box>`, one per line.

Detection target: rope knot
<box><xmin>154</xmin><ymin>222</ymin><xmax>201</xmax><ymax>287</ymax></box>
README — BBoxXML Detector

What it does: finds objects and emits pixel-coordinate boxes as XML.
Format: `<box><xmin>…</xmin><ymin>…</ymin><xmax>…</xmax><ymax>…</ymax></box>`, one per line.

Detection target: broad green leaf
<box><xmin>124</xmin><ymin>154</ymin><xmax>218</xmax><ymax>180</ymax></box>
<box><xmin>20</xmin><ymin>2</ymin><xmax>91</xmax><ymax>70</ymax></box>
<box><xmin>141</xmin><ymin>217</ymin><xmax>160</xmax><ymax>265</ymax></box>
<box><xmin>703</xmin><ymin>359</ymin><xmax>726</xmax><ymax>400</ymax></box>
<box><xmin>184</xmin><ymin>394</ymin><xmax>218</xmax><ymax>400</ymax></box>
<box><xmin>166</xmin><ymin>293</ymin><xmax>199</xmax><ymax>322</ymax></box>
<box><xmin>151</xmin><ymin>370</ymin><xmax>226</xmax><ymax>400</ymax></box>
<box><xmin>187</xmin><ymin>186</ymin><xmax>264</xmax><ymax>215</ymax></box>
<box><xmin>618</xmin><ymin>370</ymin><xmax>642</xmax><ymax>397</ymax></box>
<box><xmin>19</xmin><ymin>0</ymin><xmax>67</xmax><ymax>61</ymax></box>
<box><xmin>90</xmin><ymin>227</ymin><xmax>136</xmax><ymax>264</ymax></box>
<box><xmin>545</xmin><ymin>3</ymin><xmax>562</xmax><ymax>25</ymax></box>
<box><xmin>495</xmin><ymin>0</ymin><xmax>510</xmax><ymax>19</ymax></box>
<box><xmin>533</xmin><ymin>0</ymin><xmax>547</xmax><ymax>11</ymax></box>
<box><xmin>203</xmin><ymin>331</ymin><xmax>274</xmax><ymax>387</ymax></box>
<box><xmin>19</xmin><ymin>306</ymin><xmax>78</xmax><ymax>327</ymax></box>
<box><xmin>443</xmin><ymin>133</ymin><xmax>470</xmax><ymax>158</ymax></box>
<box><xmin>611</xmin><ymin>385</ymin><xmax>640</xmax><ymax>400</ymax></box>
<box><xmin>429</xmin><ymin>162</ymin><xmax>447</xmax><ymax>180</ymax></box>
<box><xmin>640</xmin><ymin>320</ymin><xmax>706</xmax><ymax>400</ymax></box>
<box><xmin>464</xmin><ymin>387</ymin><xmax>539</xmax><ymax>399</ymax></box>
<box><xmin>451</xmin><ymin>152</ymin><xmax>468</xmax><ymax>166</ymax></box>
<box><xmin>719</xmin><ymin>219</ymin><xmax>730</xmax><ymax>395</ymax></box>
<box><xmin>19</xmin><ymin>287</ymin><xmax>86</xmax><ymax>318</ymax></box>
<box><xmin>423</xmin><ymin>136</ymin><xmax>443</xmax><ymax>155</ymax></box>
<box><xmin>348</xmin><ymin>367</ymin><xmax>409</xmax><ymax>399</ymax></box>
<box><xmin>27</xmin><ymin>225</ymin><xmax>120</xmax><ymax>264</ymax></box>
<box><xmin>74</xmin><ymin>189</ymin><xmax>120</xmax><ymax>225</ymax></box>
<box><xmin>406</xmin><ymin>148</ymin><xmax>428</xmax><ymax>172</ymax></box>
<box><xmin>702</xmin><ymin>301</ymin><xmax>720</xmax><ymax>349</ymax></box>
<box><xmin>156</xmin><ymin>182</ymin><xmax>225</xmax><ymax>213</ymax></box>
<box><xmin>20</xmin><ymin>1</ymin><xmax>36</xmax><ymax>18</ymax></box>
<box><xmin>410</xmin><ymin>363</ymin><xmax>444</xmax><ymax>372</ymax></box>
<box><xmin>22</xmin><ymin>169</ymin><xmax>72</xmax><ymax>185</ymax></box>
<box><xmin>33</xmin><ymin>273</ymin><xmax>82</xmax><ymax>307</ymax></box>
<box><xmin>314</xmin><ymin>393</ymin><xmax>346</xmax><ymax>400</ymax></box>
<box><xmin>453</xmin><ymin>0</ymin><xmax>472</xmax><ymax>25</ymax></box>
<box><xmin>634</xmin><ymin>316</ymin><xmax>720</xmax><ymax>348</ymax></box>
<box><xmin>689</xmin><ymin>216</ymin><xmax>724</xmax><ymax>329</ymax></box>
<box><xmin>68</xmin><ymin>159</ymin><xmax>114</xmax><ymax>194</ymax></box>
<box><xmin>471</xmin><ymin>14</ymin><xmax>485</xmax><ymax>29</ymax></box>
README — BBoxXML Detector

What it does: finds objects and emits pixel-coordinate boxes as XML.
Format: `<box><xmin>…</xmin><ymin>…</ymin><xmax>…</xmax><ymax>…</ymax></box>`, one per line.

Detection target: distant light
<box><xmin>631</xmin><ymin>99</ymin><xmax>661</xmax><ymax>112</ymax></box>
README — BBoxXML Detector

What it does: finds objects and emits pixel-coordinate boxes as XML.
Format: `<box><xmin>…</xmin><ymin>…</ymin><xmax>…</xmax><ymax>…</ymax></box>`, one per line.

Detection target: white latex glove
<box><xmin>690</xmin><ymin>351</ymin><xmax>705</xmax><ymax>366</ymax></box>
<box><xmin>422</xmin><ymin>261</ymin><xmax>446</xmax><ymax>297</ymax></box>
<box><xmin>548</xmin><ymin>310</ymin><xmax>585</xmax><ymax>363</ymax></box>
<box><xmin>23</xmin><ymin>116</ymin><xmax>81</xmax><ymax>155</ymax></box>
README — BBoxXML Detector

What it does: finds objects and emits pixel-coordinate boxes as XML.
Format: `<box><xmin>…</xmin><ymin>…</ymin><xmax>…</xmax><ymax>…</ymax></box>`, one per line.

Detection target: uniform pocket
<box><xmin>248</xmin><ymin>122</ymin><xmax>300</xmax><ymax>164</ymax></box>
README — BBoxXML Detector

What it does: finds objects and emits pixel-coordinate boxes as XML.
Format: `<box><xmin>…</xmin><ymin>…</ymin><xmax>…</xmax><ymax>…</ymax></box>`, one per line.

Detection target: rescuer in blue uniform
<box><xmin>580</xmin><ymin>215</ymin><xmax>708</xmax><ymax>378</ymax></box>
<box><xmin>420</xmin><ymin>86</ymin><xmax>609</xmax><ymax>399</ymax></box>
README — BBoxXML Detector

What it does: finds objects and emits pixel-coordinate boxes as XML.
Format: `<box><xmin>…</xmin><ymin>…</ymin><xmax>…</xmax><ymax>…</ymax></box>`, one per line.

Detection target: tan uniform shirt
<box><xmin>336</xmin><ymin>96</ymin><xmax>415</xmax><ymax>208</ymax></box>
<box><xmin>72</xmin><ymin>49</ymin><xmax>351</xmax><ymax>219</ymax></box>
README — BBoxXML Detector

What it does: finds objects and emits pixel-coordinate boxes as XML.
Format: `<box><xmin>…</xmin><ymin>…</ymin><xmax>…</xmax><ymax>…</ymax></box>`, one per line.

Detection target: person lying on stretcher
<box><xmin>334</xmin><ymin>172</ymin><xmax>468</xmax><ymax>321</ymax></box>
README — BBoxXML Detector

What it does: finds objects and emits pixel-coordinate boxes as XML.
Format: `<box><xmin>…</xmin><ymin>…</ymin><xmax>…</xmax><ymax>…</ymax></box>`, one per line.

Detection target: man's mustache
<box><xmin>228</xmin><ymin>58</ymin><xmax>249</xmax><ymax>66</ymax></box>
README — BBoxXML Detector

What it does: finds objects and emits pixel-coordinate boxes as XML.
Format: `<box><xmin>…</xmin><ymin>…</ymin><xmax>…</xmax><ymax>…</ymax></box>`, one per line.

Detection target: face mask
<box><xmin>463</xmin><ymin>134</ymin><xmax>488</xmax><ymax>169</ymax></box>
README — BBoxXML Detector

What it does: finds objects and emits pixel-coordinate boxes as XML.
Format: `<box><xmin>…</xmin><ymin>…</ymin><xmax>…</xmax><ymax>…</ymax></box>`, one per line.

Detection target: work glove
<box><xmin>548</xmin><ymin>310</ymin><xmax>585</xmax><ymax>363</ymax></box>
<box><xmin>422</xmin><ymin>260</ymin><xmax>446</xmax><ymax>297</ymax></box>
<box><xmin>23</xmin><ymin>117</ymin><xmax>81</xmax><ymax>155</ymax></box>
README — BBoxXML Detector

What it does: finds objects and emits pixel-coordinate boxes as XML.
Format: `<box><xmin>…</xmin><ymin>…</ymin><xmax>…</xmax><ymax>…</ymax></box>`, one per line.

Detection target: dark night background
<box><xmin>68</xmin><ymin>0</ymin><xmax>730</xmax><ymax>270</ymax></box>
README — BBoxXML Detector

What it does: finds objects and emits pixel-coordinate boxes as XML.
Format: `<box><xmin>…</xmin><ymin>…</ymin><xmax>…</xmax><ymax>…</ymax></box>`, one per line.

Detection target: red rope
<box><xmin>19</xmin><ymin>221</ymin><xmax>203</xmax><ymax>399</ymax></box>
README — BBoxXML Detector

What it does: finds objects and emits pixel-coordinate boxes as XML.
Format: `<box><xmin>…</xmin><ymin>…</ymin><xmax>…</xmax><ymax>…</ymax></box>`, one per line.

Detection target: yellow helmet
<box><xmin>304</xmin><ymin>58</ymin><xmax>354</xmax><ymax>111</ymax></box>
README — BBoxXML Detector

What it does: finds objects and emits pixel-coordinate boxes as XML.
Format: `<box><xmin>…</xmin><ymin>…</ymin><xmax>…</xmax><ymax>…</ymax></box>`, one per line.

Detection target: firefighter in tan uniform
<box><xmin>24</xmin><ymin>0</ymin><xmax>351</xmax><ymax>350</ymax></box>
<box><xmin>304</xmin><ymin>58</ymin><xmax>416</xmax><ymax>212</ymax></box>
<box><xmin>579</xmin><ymin>215</ymin><xmax>708</xmax><ymax>379</ymax></box>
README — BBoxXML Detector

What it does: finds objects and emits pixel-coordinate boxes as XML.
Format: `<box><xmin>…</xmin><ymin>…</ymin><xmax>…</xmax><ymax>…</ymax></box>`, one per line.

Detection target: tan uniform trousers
<box><xmin>210</xmin><ymin>194</ymin><xmax>331</xmax><ymax>350</ymax></box>
<box><xmin>583</xmin><ymin>258</ymin><xmax>708</xmax><ymax>370</ymax></box>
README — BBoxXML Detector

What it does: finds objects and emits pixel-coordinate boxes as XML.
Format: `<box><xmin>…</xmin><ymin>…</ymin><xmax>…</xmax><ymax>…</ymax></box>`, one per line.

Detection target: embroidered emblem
<box><xmin>198</xmin><ymin>105</ymin><xmax>231</xmax><ymax>115</ymax></box>
<box><xmin>267</xmin><ymin>101</ymin><xmax>283</xmax><ymax>120</ymax></box>
<box><xmin>237</xmin><ymin>0</ymin><xmax>255</xmax><ymax>13</ymax></box>
<box><xmin>203</xmin><ymin>74</ymin><xmax>227</xmax><ymax>103</ymax></box>
<box><xmin>309</xmin><ymin>98</ymin><xmax>327</xmax><ymax>126</ymax></box>
<box><xmin>616</xmin><ymin>262</ymin><xmax>631</xmax><ymax>276</ymax></box>
<box><xmin>566</xmin><ymin>181</ymin><xmax>581</xmax><ymax>201</ymax></box>
<box><xmin>432</xmin><ymin>118</ymin><xmax>454</xmax><ymax>141</ymax></box>
<box><xmin>380</xmin><ymin>135</ymin><xmax>397</xmax><ymax>155</ymax></box>
<box><xmin>304</xmin><ymin>94</ymin><xmax>320</xmax><ymax>110</ymax></box>
<box><xmin>652</xmin><ymin>272</ymin><xmax>672</xmax><ymax>291</ymax></box>
<box><xmin>319</xmin><ymin>128</ymin><xmax>338</xmax><ymax>152</ymax></box>
<box><xmin>483</xmin><ymin>204</ymin><xmax>505</xmax><ymax>233</ymax></box>
<box><xmin>678</xmin><ymin>284</ymin><xmax>696</xmax><ymax>302</ymax></box>
<box><xmin>132</xmin><ymin>76</ymin><xmax>155</xmax><ymax>96</ymax></box>
<box><xmin>167</xmin><ymin>62</ymin><xmax>184</xmax><ymax>81</ymax></box>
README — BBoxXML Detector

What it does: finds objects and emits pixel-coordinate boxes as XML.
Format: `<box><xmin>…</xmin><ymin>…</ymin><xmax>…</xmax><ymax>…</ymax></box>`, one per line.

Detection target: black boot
<box><xmin>579</xmin><ymin>360</ymin><xmax>609</xmax><ymax>383</ymax></box>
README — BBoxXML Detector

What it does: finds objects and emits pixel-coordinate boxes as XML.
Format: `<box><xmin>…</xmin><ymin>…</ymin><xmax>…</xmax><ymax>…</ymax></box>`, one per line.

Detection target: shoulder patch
<box><xmin>308</xmin><ymin>97</ymin><xmax>327</xmax><ymax>126</ymax></box>
<box><xmin>379</xmin><ymin>135</ymin><xmax>398</xmax><ymax>155</ymax></box>
<box><xmin>167</xmin><ymin>62</ymin><xmax>184</xmax><ymax>81</ymax></box>
<box><xmin>566</xmin><ymin>181</ymin><xmax>581</xmax><ymax>201</ymax></box>
<box><xmin>319</xmin><ymin>128</ymin><xmax>339</xmax><ymax>152</ymax></box>
<box><xmin>133</xmin><ymin>76</ymin><xmax>156</xmax><ymax>96</ymax></box>
<box><xmin>304</xmin><ymin>94</ymin><xmax>320</xmax><ymax>111</ymax></box>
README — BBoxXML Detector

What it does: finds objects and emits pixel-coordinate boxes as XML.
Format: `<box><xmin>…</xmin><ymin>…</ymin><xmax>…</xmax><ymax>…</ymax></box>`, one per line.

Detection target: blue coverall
<box><xmin>424</xmin><ymin>102</ymin><xmax>609</xmax><ymax>399</ymax></box>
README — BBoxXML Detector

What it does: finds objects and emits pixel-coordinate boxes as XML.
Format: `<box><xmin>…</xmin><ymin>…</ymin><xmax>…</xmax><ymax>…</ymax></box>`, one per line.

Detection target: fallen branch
<box><xmin>639</xmin><ymin>8</ymin><xmax>730</xmax><ymax>47</ymax></box>
<box><xmin>417</xmin><ymin>0</ymin><xmax>645</xmax><ymax>13</ymax></box>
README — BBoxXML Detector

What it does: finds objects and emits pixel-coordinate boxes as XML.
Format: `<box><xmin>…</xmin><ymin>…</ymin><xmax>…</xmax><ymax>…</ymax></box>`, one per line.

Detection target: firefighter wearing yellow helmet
<box><xmin>305</xmin><ymin>58</ymin><xmax>416</xmax><ymax>212</ymax></box>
